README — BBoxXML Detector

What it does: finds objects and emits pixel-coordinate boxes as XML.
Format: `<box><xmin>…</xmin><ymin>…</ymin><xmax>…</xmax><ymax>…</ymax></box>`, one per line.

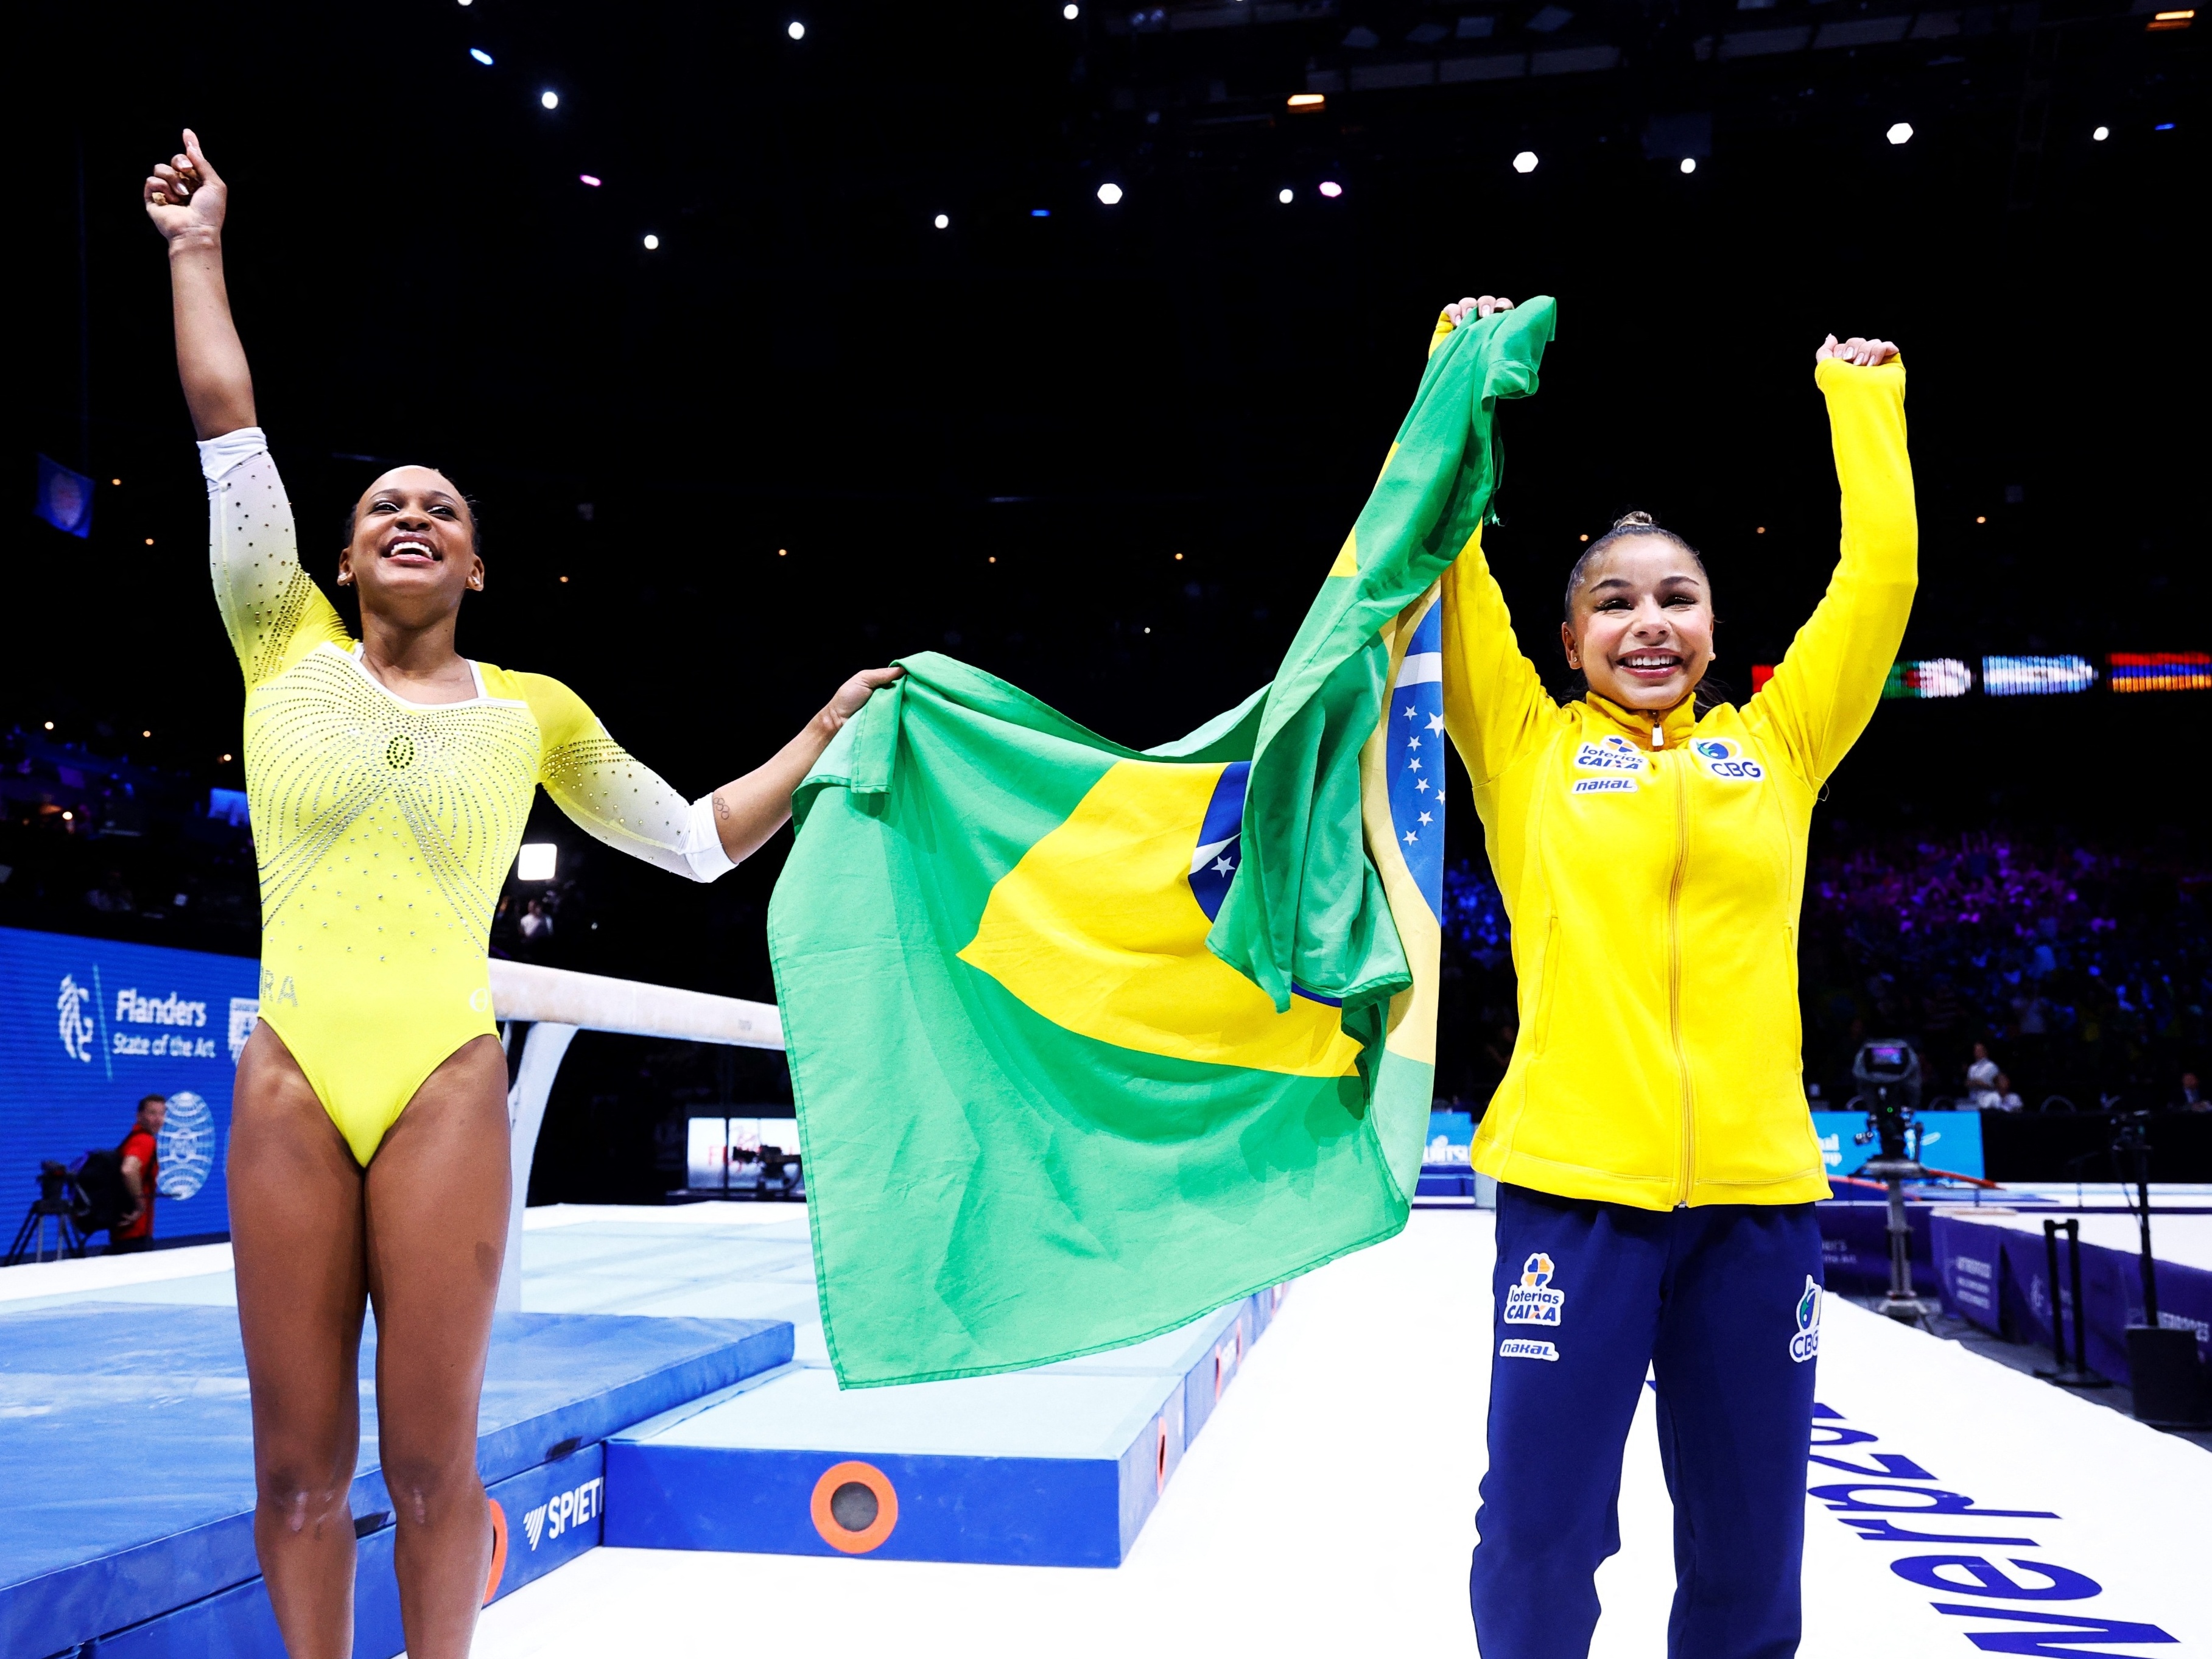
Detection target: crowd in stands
<box><xmin>1796</xmin><ymin>829</ymin><xmax>2210</xmax><ymax>1115</ymax></box>
<box><xmin>1441</xmin><ymin>827</ymin><xmax>2211</xmax><ymax>1118</ymax></box>
<box><xmin>1</xmin><ymin>724</ymin><xmax>260</xmax><ymax>957</ymax></box>
<box><xmin>12</xmin><ymin>718</ymin><xmax>2208</xmax><ymax>1121</ymax></box>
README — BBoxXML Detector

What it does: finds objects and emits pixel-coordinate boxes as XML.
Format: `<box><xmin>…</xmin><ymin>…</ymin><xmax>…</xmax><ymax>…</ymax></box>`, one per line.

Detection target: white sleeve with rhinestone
<box><xmin>201</xmin><ymin>429</ymin><xmax>341</xmax><ymax>685</ymax></box>
<box><xmin>539</xmin><ymin>733</ymin><xmax>737</xmax><ymax>883</ymax></box>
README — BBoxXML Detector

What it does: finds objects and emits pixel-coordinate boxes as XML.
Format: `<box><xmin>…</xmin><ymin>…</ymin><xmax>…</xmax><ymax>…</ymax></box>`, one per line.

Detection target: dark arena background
<box><xmin>4</xmin><ymin>0</ymin><xmax>2208</xmax><ymax>1652</ymax></box>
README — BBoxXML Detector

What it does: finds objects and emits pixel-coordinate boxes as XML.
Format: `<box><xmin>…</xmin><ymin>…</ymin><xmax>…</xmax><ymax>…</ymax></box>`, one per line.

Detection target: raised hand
<box><xmin>826</xmin><ymin>666</ymin><xmax>905</xmax><ymax>726</ymax></box>
<box><xmin>1444</xmin><ymin>295</ymin><xmax>1516</xmax><ymax>328</ymax></box>
<box><xmin>144</xmin><ymin>129</ymin><xmax>228</xmax><ymax>244</ymax></box>
<box><xmin>1816</xmin><ymin>334</ymin><xmax>1899</xmax><ymax>367</ymax></box>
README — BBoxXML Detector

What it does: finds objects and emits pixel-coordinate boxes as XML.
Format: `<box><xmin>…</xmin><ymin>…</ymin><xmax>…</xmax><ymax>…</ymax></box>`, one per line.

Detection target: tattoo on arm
<box><xmin>714</xmin><ymin>791</ymin><xmax>730</xmax><ymax>820</ymax></box>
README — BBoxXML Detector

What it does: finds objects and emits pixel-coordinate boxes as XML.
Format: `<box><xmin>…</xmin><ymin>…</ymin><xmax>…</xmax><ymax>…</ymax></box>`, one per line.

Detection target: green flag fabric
<box><xmin>769</xmin><ymin>300</ymin><xmax>1557</xmax><ymax>1386</ymax></box>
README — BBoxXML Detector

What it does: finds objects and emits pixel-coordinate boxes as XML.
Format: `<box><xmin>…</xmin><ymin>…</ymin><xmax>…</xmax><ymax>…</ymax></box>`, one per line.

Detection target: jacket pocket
<box><xmin>1783</xmin><ymin>922</ymin><xmax>1804</xmax><ymax>1061</ymax></box>
<box><xmin>1530</xmin><ymin>916</ymin><xmax>1562</xmax><ymax>1057</ymax></box>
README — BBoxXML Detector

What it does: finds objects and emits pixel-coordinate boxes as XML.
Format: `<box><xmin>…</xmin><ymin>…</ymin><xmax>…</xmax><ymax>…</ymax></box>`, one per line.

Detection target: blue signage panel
<box><xmin>1811</xmin><ymin>1109</ymin><xmax>1984</xmax><ymax>1182</ymax></box>
<box><xmin>1425</xmin><ymin>1108</ymin><xmax>1474</xmax><ymax>1168</ymax></box>
<box><xmin>0</xmin><ymin>925</ymin><xmax>257</xmax><ymax>1241</ymax></box>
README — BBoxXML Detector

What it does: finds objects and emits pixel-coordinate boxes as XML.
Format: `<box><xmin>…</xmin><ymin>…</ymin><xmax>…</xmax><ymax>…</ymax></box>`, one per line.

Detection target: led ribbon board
<box><xmin>2108</xmin><ymin>653</ymin><xmax>2211</xmax><ymax>693</ymax></box>
<box><xmin>1981</xmin><ymin>654</ymin><xmax>2097</xmax><ymax>697</ymax></box>
<box><xmin>1880</xmin><ymin>658</ymin><xmax>1972</xmax><ymax>700</ymax></box>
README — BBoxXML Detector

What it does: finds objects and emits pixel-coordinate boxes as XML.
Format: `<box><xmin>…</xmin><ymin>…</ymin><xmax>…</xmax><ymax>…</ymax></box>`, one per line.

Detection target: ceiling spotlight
<box><xmin>579</xmin><ymin>174</ymin><xmax>602</xmax><ymax>187</ymax></box>
<box><xmin>468</xmin><ymin>47</ymin><xmax>493</xmax><ymax>65</ymax></box>
<box><xmin>1318</xmin><ymin>180</ymin><xmax>1343</xmax><ymax>197</ymax></box>
<box><xmin>1277</xmin><ymin>186</ymin><xmax>1294</xmax><ymax>203</ymax></box>
<box><xmin>642</xmin><ymin>233</ymin><xmax>660</xmax><ymax>249</ymax></box>
<box><xmin>2093</xmin><ymin>124</ymin><xmax>2110</xmax><ymax>141</ymax></box>
<box><xmin>1064</xmin><ymin>2</ymin><xmax>1080</xmax><ymax>15</ymax></box>
<box><xmin>933</xmin><ymin>212</ymin><xmax>950</xmax><ymax>228</ymax></box>
<box><xmin>1886</xmin><ymin>121</ymin><xmax>1914</xmax><ymax>145</ymax></box>
<box><xmin>1679</xmin><ymin>156</ymin><xmax>1696</xmax><ymax>174</ymax></box>
<box><xmin>1512</xmin><ymin>150</ymin><xmax>1538</xmax><ymax>174</ymax></box>
<box><xmin>788</xmin><ymin>19</ymin><xmax>806</xmax><ymax>37</ymax></box>
<box><xmin>540</xmin><ymin>89</ymin><xmax>560</xmax><ymax>109</ymax></box>
<box><xmin>1288</xmin><ymin>93</ymin><xmax>1326</xmax><ymax>110</ymax></box>
<box><xmin>1097</xmin><ymin>181</ymin><xmax>1124</xmax><ymax>205</ymax></box>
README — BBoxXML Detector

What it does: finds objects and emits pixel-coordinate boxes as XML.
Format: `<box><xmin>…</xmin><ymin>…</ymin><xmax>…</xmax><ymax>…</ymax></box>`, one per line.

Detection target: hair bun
<box><xmin>1612</xmin><ymin>510</ymin><xmax>1659</xmax><ymax>530</ymax></box>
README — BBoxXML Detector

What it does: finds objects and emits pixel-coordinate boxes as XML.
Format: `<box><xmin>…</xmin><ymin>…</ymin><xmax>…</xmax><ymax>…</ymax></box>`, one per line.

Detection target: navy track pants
<box><xmin>1469</xmin><ymin>1183</ymin><xmax>1825</xmax><ymax>1659</ymax></box>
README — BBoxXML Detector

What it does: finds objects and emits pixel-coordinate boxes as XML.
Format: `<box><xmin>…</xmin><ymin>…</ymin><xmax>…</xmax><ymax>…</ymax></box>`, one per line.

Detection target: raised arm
<box><xmin>146</xmin><ymin>132</ymin><xmax>348</xmax><ymax>684</ymax></box>
<box><xmin>514</xmin><ymin>667</ymin><xmax>904</xmax><ymax>880</ymax></box>
<box><xmin>144</xmin><ymin>131</ymin><xmax>255</xmax><ymax>440</ymax></box>
<box><xmin>1746</xmin><ymin>334</ymin><xmax>1917</xmax><ymax>785</ymax></box>
<box><xmin>1431</xmin><ymin>296</ymin><xmax>1559</xmax><ymax>790</ymax></box>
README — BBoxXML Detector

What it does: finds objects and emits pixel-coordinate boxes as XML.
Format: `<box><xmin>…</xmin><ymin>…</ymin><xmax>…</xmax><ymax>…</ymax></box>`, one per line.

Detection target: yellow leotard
<box><xmin>204</xmin><ymin>430</ymin><xmax>732</xmax><ymax>1163</ymax></box>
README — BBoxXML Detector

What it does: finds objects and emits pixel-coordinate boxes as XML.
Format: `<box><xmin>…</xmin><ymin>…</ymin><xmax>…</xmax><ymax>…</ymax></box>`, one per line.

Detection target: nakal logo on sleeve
<box><xmin>1500</xmin><ymin>1338</ymin><xmax>1560</xmax><ymax>1361</ymax></box>
<box><xmin>1503</xmin><ymin>1252</ymin><xmax>1565</xmax><ymax>1325</ymax></box>
<box><xmin>1790</xmin><ymin>1275</ymin><xmax>1822</xmax><ymax>1363</ymax></box>
<box><xmin>1691</xmin><ymin>737</ymin><xmax>1764</xmax><ymax>780</ymax></box>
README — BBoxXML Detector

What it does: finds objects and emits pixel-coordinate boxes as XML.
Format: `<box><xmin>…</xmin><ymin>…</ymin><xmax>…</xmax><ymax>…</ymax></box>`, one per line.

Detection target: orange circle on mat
<box><xmin>810</xmin><ymin>1461</ymin><xmax>899</xmax><ymax>1554</ymax></box>
<box><xmin>484</xmin><ymin>1498</ymin><xmax>509</xmax><ymax>1604</ymax></box>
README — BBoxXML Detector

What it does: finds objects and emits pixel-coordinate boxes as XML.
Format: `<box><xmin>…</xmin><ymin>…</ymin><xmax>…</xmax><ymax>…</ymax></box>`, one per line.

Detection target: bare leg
<box><xmin>230</xmin><ymin>1024</ymin><xmax>368</xmax><ymax>1659</ymax></box>
<box><xmin>364</xmin><ymin>1035</ymin><xmax>512</xmax><ymax>1659</ymax></box>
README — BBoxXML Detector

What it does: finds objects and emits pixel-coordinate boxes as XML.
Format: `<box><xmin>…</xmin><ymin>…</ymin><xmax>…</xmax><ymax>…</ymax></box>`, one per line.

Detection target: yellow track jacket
<box><xmin>1442</xmin><ymin>356</ymin><xmax>1915</xmax><ymax>1208</ymax></box>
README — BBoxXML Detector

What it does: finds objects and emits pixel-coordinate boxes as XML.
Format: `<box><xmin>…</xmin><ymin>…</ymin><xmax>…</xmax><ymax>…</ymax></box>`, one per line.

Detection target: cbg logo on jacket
<box><xmin>1691</xmin><ymin>737</ymin><xmax>1765</xmax><ymax>780</ymax></box>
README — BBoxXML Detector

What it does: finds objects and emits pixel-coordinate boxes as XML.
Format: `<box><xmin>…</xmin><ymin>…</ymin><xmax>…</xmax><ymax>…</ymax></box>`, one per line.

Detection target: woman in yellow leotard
<box><xmin>144</xmin><ymin>131</ymin><xmax>899</xmax><ymax>1658</ymax></box>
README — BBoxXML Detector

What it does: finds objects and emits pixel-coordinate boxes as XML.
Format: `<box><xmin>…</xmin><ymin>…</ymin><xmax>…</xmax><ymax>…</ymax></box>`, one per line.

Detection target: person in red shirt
<box><xmin>112</xmin><ymin>1095</ymin><xmax>167</xmax><ymax>1254</ymax></box>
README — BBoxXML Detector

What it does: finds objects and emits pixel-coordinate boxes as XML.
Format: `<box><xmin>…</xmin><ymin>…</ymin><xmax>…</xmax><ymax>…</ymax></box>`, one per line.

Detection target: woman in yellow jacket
<box><xmin>1436</xmin><ymin>295</ymin><xmax>1913</xmax><ymax>1658</ymax></box>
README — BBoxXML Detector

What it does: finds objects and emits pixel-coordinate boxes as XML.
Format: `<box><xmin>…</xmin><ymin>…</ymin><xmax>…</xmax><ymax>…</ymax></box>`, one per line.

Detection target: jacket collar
<box><xmin>1585</xmin><ymin>690</ymin><xmax>1698</xmax><ymax>752</ymax></box>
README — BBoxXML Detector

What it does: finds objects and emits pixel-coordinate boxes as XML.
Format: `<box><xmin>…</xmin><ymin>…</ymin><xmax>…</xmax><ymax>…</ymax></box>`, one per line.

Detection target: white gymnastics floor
<box><xmin>6</xmin><ymin>1206</ymin><xmax>2204</xmax><ymax>1657</ymax></box>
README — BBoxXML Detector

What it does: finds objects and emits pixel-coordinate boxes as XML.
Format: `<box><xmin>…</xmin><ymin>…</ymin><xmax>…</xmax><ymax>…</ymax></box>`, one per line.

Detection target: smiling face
<box><xmin>1560</xmin><ymin>533</ymin><xmax>1715</xmax><ymax>713</ymax></box>
<box><xmin>337</xmin><ymin>466</ymin><xmax>483</xmax><ymax>625</ymax></box>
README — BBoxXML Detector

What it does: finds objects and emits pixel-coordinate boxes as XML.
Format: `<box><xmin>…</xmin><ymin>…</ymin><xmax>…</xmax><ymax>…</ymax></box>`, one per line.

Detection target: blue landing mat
<box><xmin>0</xmin><ymin>1302</ymin><xmax>791</xmax><ymax>1659</ymax></box>
<box><xmin>608</xmin><ymin>1286</ymin><xmax>1285</xmax><ymax>1567</ymax></box>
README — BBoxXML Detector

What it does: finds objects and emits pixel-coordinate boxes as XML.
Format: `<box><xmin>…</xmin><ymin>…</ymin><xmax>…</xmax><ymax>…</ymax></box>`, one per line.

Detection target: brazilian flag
<box><xmin>771</xmin><ymin>299</ymin><xmax>1556</xmax><ymax>1386</ymax></box>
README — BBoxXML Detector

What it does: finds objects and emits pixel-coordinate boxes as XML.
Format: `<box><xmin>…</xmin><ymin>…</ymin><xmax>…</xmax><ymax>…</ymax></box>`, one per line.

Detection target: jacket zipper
<box><xmin>1665</xmin><ymin>749</ymin><xmax>1694</xmax><ymax>1205</ymax></box>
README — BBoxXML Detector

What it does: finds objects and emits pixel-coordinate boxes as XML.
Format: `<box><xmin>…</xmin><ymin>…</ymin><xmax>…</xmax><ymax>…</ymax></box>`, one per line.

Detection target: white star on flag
<box><xmin>1406</xmin><ymin>757</ymin><xmax>1422</xmax><ymax>771</ymax></box>
<box><xmin>1427</xmin><ymin>712</ymin><xmax>1446</xmax><ymax>735</ymax></box>
<box><xmin>1418</xmin><ymin>811</ymin><xmax>1433</xmax><ymax>826</ymax></box>
<box><xmin>1402</xmin><ymin>704</ymin><xmax>1417</xmax><ymax>720</ymax></box>
<box><xmin>1416</xmin><ymin>777</ymin><xmax>1431</xmax><ymax>793</ymax></box>
<box><xmin>1212</xmin><ymin>855</ymin><xmax>1235</xmax><ymax>877</ymax></box>
<box><xmin>1403</xmin><ymin>830</ymin><xmax>1419</xmax><ymax>844</ymax></box>
<box><xmin>1408</xmin><ymin>735</ymin><xmax>1421</xmax><ymax>750</ymax></box>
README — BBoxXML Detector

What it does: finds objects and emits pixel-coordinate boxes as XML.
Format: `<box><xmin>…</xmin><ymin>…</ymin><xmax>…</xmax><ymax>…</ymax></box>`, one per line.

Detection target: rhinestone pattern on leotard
<box><xmin>206</xmin><ymin>440</ymin><xmax>724</xmax><ymax>1158</ymax></box>
<box><xmin>246</xmin><ymin>650</ymin><xmax>541</xmax><ymax>956</ymax></box>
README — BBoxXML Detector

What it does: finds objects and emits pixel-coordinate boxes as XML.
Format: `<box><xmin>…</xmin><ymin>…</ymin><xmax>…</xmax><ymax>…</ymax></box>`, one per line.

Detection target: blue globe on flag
<box><xmin>157</xmin><ymin>1091</ymin><xmax>219</xmax><ymax>1201</ymax></box>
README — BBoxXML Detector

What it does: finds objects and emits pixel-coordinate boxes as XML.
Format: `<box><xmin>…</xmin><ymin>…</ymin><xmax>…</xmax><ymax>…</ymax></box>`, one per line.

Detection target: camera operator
<box><xmin>111</xmin><ymin>1095</ymin><xmax>167</xmax><ymax>1255</ymax></box>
